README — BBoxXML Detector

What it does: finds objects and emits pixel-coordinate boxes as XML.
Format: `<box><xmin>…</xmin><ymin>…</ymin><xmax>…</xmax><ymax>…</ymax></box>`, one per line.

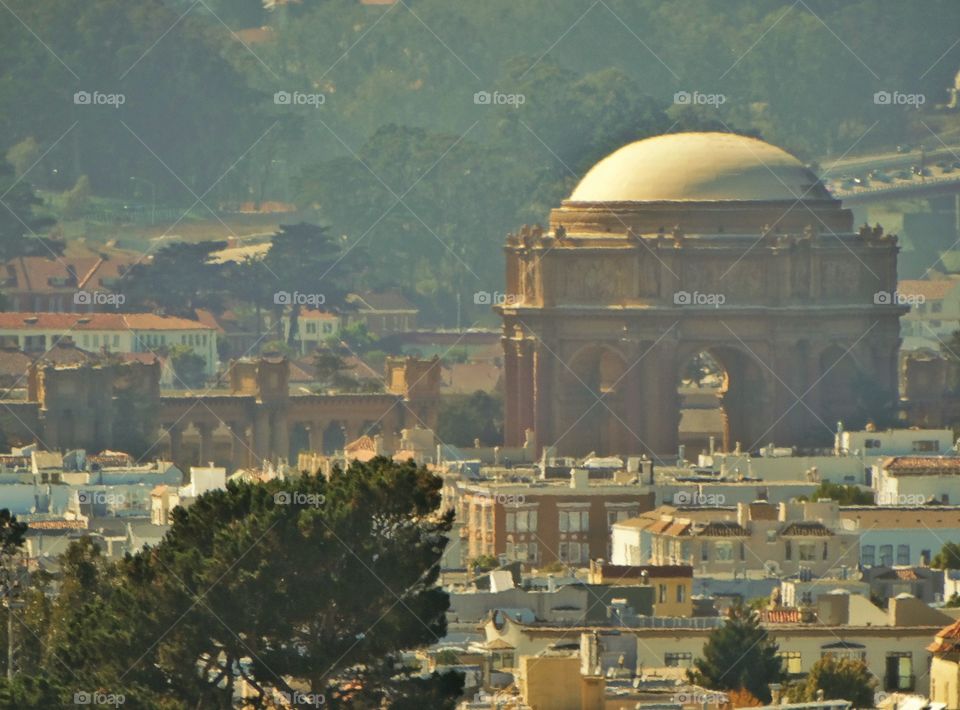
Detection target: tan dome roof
<box><xmin>569</xmin><ymin>132</ymin><xmax>830</xmax><ymax>202</ymax></box>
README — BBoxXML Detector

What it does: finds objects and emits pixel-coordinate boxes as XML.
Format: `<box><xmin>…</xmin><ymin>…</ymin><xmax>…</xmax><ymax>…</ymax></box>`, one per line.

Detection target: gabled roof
<box><xmin>2</xmin><ymin>255</ymin><xmax>132</xmax><ymax>293</ymax></box>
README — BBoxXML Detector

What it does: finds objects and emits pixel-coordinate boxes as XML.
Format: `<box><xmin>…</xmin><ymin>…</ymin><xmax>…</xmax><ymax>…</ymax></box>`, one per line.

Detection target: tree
<box><xmin>168</xmin><ymin>345</ymin><xmax>207</xmax><ymax>389</ymax></box>
<box><xmin>118</xmin><ymin>240</ymin><xmax>227</xmax><ymax>317</ymax></box>
<box><xmin>5</xmin><ymin>138</ymin><xmax>40</xmax><ymax>179</ymax></box>
<box><xmin>932</xmin><ymin>541</ymin><xmax>960</xmax><ymax>570</ymax></box>
<box><xmin>797</xmin><ymin>656</ymin><xmax>876</xmax><ymax>708</ymax></box>
<box><xmin>689</xmin><ymin>603</ymin><xmax>783</xmax><ymax>703</ymax></box>
<box><xmin>806</xmin><ymin>482</ymin><xmax>874</xmax><ymax>506</ymax></box>
<box><xmin>61</xmin><ymin>175</ymin><xmax>92</xmax><ymax>218</ymax></box>
<box><xmin>263</xmin><ymin>223</ymin><xmax>357</xmax><ymax>347</ymax></box>
<box><xmin>437</xmin><ymin>391</ymin><xmax>503</xmax><ymax>447</ymax></box>
<box><xmin>0</xmin><ymin>161</ymin><xmax>60</xmax><ymax>261</ymax></box>
<box><xmin>38</xmin><ymin>458</ymin><xmax>463</xmax><ymax>708</ymax></box>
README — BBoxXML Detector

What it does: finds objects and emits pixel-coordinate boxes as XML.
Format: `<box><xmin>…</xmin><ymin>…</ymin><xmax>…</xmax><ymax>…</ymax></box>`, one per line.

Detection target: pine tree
<box><xmin>689</xmin><ymin>603</ymin><xmax>784</xmax><ymax>702</ymax></box>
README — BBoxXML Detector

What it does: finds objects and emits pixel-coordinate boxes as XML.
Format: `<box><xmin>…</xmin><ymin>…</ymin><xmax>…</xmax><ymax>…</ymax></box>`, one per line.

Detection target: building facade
<box><xmin>498</xmin><ymin>132</ymin><xmax>904</xmax><ymax>458</ymax></box>
<box><xmin>612</xmin><ymin>501</ymin><xmax>859</xmax><ymax>578</ymax></box>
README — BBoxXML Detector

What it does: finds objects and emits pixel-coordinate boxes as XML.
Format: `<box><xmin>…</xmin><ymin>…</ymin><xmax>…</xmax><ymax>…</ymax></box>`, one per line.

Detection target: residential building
<box><xmin>483</xmin><ymin>594</ymin><xmax>952</xmax><ymax>695</ymax></box>
<box><xmin>694</xmin><ymin>427</ymin><xmax>956</xmax><ymax>487</ymax></box>
<box><xmin>839</xmin><ymin>505</ymin><xmax>960</xmax><ymax>567</ymax></box>
<box><xmin>837</xmin><ymin>427</ymin><xmax>955</xmax><ymax>458</ymax></box>
<box><xmin>280</xmin><ymin>309</ymin><xmax>340</xmax><ymax>354</ymax></box>
<box><xmin>612</xmin><ymin>501</ymin><xmax>860</xmax><ymax>578</ymax></box>
<box><xmin>587</xmin><ymin>561</ymin><xmax>693</xmax><ymax>617</ymax></box>
<box><xmin>899</xmin><ymin>278</ymin><xmax>960</xmax><ymax>349</ymax></box>
<box><xmin>0</xmin><ymin>312</ymin><xmax>218</xmax><ymax>375</ymax></box>
<box><xmin>446</xmin><ymin>469</ymin><xmax>654</xmax><ymax>566</ymax></box>
<box><xmin>862</xmin><ymin>566</ymin><xmax>945</xmax><ymax>604</ymax></box>
<box><xmin>1</xmin><ymin>254</ymin><xmax>132</xmax><ymax>312</ymax></box>
<box><xmin>345</xmin><ymin>290</ymin><xmax>418</xmax><ymax>336</ymax></box>
<box><xmin>872</xmin><ymin>456</ymin><xmax>960</xmax><ymax>505</ymax></box>
<box><xmin>928</xmin><ymin>619</ymin><xmax>960</xmax><ymax>709</ymax></box>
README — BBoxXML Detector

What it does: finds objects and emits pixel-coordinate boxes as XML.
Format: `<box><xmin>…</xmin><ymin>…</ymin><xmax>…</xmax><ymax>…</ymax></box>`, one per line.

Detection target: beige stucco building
<box><xmin>611</xmin><ymin>500</ymin><xmax>859</xmax><ymax>578</ymax></box>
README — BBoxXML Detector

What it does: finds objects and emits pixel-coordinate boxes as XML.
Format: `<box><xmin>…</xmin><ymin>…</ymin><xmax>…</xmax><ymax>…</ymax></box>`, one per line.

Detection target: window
<box><xmin>676</xmin><ymin>584</ymin><xmax>686</xmax><ymax>603</ymax></box>
<box><xmin>912</xmin><ymin>440</ymin><xmax>940</xmax><ymax>452</ymax></box>
<box><xmin>505</xmin><ymin>512</ymin><xmax>515</xmax><ymax>532</ymax></box>
<box><xmin>701</xmin><ymin>543</ymin><xmax>709</xmax><ymax>561</ymax></box>
<box><xmin>885</xmin><ymin>653</ymin><xmax>914</xmax><ymax>691</ymax></box>
<box><xmin>798</xmin><ymin>543</ymin><xmax>816</xmax><ymax>562</ymax></box>
<box><xmin>880</xmin><ymin>545</ymin><xmax>893</xmax><ymax>566</ymax></box>
<box><xmin>785</xmin><ymin>540</ymin><xmax>792</xmax><ymax>560</ymax></box>
<box><xmin>560</xmin><ymin>542</ymin><xmax>582</xmax><ymax>563</ymax></box>
<box><xmin>658</xmin><ymin>584</ymin><xmax>667</xmax><ymax>603</ymax></box>
<box><xmin>865</xmin><ymin>438</ymin><xmax>881</xmax><ymax>449</ymax></box>
<box><xmin>322</xmin><ymin>322</ymin><xmax>333</xmax><ymax>334</ymax></box>
<box><xmin>559</xmin><ymin>509</ymin><xmax>588</xmax><ymax>533</ymax></box>
<box><xmin>897</xmin><ymin>544</ymin><xmax>910</xmax><ymax>566</ymax></box>
<box><xmin>740</xmin><ymin>542</ymin><xmax>746</xmax><ymax>561</ymax></box>
<box><xmin>514</xmin><ymin>510</ymin><xmax>537</xmax><ymax>533</ymax></box>
<box><xmin>779</xmin><ymin>651</ymin><xmax>803</xmax><ymax>675</ymax></box>
<box><xmin>305</xmin><ymin>322</ymin><xmax>317</xmax><ymax>335</ymax></box>
<box><xmin>664</xmin><ymin>652</ymin><xmax>692</xmax><ymax>667</ymax></box>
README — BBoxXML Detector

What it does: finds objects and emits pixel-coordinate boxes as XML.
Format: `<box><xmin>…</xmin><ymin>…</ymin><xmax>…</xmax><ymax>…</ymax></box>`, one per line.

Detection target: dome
<box><xmin>568</xmin><ymin>132</ymin><xmax>830</xmax><ymax>203</ymax></box>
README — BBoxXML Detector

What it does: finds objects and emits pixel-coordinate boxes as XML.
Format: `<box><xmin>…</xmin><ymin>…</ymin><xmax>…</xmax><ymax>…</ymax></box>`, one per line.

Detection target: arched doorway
<box><xmin>676</xmin><ymin>346</ymin><xmax>771</xmax><ymax>456</ymax></box>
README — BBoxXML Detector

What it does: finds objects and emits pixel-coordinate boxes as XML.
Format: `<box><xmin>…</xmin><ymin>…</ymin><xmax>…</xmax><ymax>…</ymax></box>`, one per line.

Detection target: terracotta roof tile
<box><xmin>0</xmin><ymin>312</ymin><xmax>212</xmax><ymax>331</ymax></box>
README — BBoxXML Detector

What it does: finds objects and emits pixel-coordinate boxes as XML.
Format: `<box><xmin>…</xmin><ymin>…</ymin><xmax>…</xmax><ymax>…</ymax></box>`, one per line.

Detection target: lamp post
<box><xmin>129</xmin><ymin>176</ymin><xmax>157</xmax><ymax>225</ymax></box>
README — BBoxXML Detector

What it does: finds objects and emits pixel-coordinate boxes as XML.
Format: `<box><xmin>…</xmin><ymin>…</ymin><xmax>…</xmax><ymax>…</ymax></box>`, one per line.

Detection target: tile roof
<box><xmin>897</xmin><ymin>279</ymin><xmax>959</xmax><ymax>301</ymax></box>
<box><xmin>780</xmin><ymin>521</ymin><xmax>833</xmax><ymax>536</ymax></box>
<box><xmin>927</xmin><ymin>619</ymin><xmax>960</xmax><ymax>653</ymax></box>
<box><xmin>882</xmin><ymin>456</ymin><xmax>960</xmax><ymax>475</ymax></box>
<box><xmin>760</xmin><ymin>608</ymin><xmax>803</xmax><ymax>624</ymax></box>
<box><xmin>2</xmin><ymin>255</ymin><xmax>132</xmax><ymax>294</ymax></box>
<box><xmin>0</xmin><ymin>313</ymin><xmax>212</xmax><ymax>331</ymax></box>
<box><xmin>695</xmin><ymin>521</ymin><xmax>748</xmax><ymax>537</ymax></box>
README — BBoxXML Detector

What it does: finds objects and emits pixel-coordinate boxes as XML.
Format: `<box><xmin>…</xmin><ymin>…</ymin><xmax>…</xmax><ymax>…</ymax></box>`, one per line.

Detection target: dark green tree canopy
<box><xmin>689</xmin><ymin>603</ymin><xmax>784</xmax><ymax>703</ymax></box>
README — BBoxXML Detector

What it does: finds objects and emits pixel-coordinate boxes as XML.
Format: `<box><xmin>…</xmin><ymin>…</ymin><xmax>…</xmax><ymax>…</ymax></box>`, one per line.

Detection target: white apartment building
<box><xmin>0</xmin><ymin>312</ymin><xmax>218</xmax><ymax>374</ymax></box>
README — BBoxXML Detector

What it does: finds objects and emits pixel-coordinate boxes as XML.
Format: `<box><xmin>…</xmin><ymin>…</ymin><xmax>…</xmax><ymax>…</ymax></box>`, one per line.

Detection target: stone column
<box><xmin>502</xmin><ymin>336</ymin><xmax>521</xmax><ymax>446</ymax></box>
<box><xmin>252</xmin><ymin>409</ymin><xmax>270</xmax><ymax>466</ymax></box>
<box><xmin>227</xmin><ymin>421</ymin><xmax>248</xmax><ymax>471</ymax></box>
<box><xmin>167</xmin><ymin>423</ymin><xmax>185</xmax><ymax>471</ymax></box>
<box><xmin>196</xmin><ymin>422</ymin><xmax>215</xmax><ymax>466</ymax></box>
<box><xmin>271</xmin><ymin>412</ymin><xmax>290</xmax><ymax>463</ymax></box>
